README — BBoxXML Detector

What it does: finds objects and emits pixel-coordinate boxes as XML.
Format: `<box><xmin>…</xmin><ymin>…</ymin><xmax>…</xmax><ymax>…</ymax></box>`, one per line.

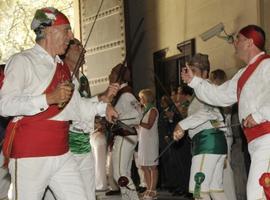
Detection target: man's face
<box><xmin>65</xmin><ymin>39</ymin><xmax>86</xmax><ymax>71</ymax></box>
<box><xmin>234</xmin><ymin>33</ymin><xmax>251</xmax><ymax>61</ymax></box>
<box><xmin>47</xmin><ymin>24</ymin><xmax>74</xmax><ymax>55</ymax></box>
<box><xmin>160</xmin><ymin>97</ymin><xmax>169</xmax><ymax>108</ymax></box>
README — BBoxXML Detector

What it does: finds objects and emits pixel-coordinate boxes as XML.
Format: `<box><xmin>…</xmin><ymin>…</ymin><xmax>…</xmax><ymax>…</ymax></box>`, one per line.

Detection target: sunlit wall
<box><xmin>127</xmin><ymin>0</ymin><xmax>261</xmax><ymax>92</ymax></box>
<box><xmin>0</xmin><ymin>0</ymin><xmax>74</xmax><ymax>63</ymax></box>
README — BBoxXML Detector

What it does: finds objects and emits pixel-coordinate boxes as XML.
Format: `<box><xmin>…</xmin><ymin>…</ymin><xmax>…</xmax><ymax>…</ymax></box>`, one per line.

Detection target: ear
<box><xmin>43</xmin><ymin>27</ymin><xmax>51</xmax><ymax>38</ymax></box>
<box><xmin>247</xmin><ymin>38</ymin><xmax>254</xmax><ymax>48</ymax></box>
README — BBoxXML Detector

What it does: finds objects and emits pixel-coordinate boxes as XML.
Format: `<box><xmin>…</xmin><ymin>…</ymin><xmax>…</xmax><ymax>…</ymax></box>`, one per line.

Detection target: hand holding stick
<box><xmin>46</xmin><ymin>81</ymin><xmax>74</xmax><ymax>107</ymax></box>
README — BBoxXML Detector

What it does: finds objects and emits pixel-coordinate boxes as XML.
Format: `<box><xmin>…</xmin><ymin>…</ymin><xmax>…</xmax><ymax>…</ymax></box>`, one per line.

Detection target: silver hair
<box><xmin>34</xmin><ymin>27</ymin><xmax>46</xmax><ymax>41</ymax></box>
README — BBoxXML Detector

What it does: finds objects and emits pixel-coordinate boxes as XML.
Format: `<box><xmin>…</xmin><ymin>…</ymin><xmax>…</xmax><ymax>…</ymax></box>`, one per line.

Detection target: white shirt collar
<box><xmin>120</xmin><ymin>82</ymin><xmax>128</xmax><ymax>89</ymax></box>
<box><xmin>248</xmin><ymin>52</ymin><xmax>265</xmax><ymax>65</ymax></box>
<box><xmin>33</xmin><ymin>44</ymin><xmax>63</xmax><ymax>64</ymax></box>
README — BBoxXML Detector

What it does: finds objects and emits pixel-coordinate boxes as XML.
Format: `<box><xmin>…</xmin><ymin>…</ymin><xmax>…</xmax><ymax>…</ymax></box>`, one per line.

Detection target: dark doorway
<box><xmin>153</xmin><ymin>39</ymin><xmax>195</xmax><ymax>193</ymax></box>
<box><xmin>153</xmin><ymin>39</ymin><xmax>195</xmax><ymax>101</ymax></box>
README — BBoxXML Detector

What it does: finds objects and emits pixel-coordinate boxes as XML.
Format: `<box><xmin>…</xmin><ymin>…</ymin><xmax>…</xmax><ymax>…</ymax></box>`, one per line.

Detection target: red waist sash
<box><xmin>244</xmin><ymin>121</ymin><xmax>270</xmax><ymax>143</ymax></box>
<box><xmin>6</xmin><ymin>119</ymin><xmax>69</xmax><ymax>158</ymax></box>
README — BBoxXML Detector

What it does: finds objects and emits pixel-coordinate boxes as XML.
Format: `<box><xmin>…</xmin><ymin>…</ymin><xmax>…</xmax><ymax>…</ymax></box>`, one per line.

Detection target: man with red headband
<box><xmin>0</xmin><ymin>7</ymin><xmax>118</xmax><ymax>200</ymax></box>
<box><xmin>180</xmin><ymin>24</ymin><xmax>270</xmax><ymax>199</ymax></box>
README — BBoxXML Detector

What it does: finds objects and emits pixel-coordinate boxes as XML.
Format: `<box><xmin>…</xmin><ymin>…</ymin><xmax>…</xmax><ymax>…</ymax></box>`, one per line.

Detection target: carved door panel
<box><xmin>79</xmin><ymin>0</ymin><xmax>126</xmax><ymax>95</ymax></box>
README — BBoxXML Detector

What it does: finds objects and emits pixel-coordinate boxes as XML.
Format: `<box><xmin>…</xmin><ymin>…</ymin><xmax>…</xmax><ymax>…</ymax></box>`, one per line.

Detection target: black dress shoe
<box><xmin>105</xmin><ymin>190</ymin><xmax>121</xmax><ymax>196</ymax></box>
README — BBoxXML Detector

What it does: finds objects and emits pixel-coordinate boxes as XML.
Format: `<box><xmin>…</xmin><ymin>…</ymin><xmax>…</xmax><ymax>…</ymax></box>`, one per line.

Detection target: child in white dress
<box><xmin>138</xmin><ymin>89</ymin><xmax>159</xmax><ymax>200</ymax></box>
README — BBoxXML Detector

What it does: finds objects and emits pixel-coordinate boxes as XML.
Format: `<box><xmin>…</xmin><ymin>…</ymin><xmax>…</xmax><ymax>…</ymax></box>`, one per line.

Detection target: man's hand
<box><xmin>181</xmin><ymin>63</ymin><xmax>194</xmax><ymax>84</ymax></box>
<box><xmin>243</xmin><ymin>114</ymin><xmax>258</xmax><ymax>128</ymax></box>
<box><xmin>173</xmin><ymin>124</ymin><xmax>185</xmax><ymax>141</ymax></box>
<box><xmin>106</xmin><ymin>104</ymin><xmax>119</xmax><ymax>123</ymax></box>
<box><xmin>46</xmin><ymin>81</ymin><xmax>73</xmax><ymax>105</ymax></box>
<box><xmin>98</xmin><ymin>83</ymin><xmax>120</xmax><ymax>103</ymax></box>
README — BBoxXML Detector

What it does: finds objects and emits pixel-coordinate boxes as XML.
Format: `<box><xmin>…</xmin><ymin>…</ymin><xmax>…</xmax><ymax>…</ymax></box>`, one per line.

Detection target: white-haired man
<box><xmin>0</xmin><ymin>7</ymin><xmax>118</xmax><ymax>200</ymax></box>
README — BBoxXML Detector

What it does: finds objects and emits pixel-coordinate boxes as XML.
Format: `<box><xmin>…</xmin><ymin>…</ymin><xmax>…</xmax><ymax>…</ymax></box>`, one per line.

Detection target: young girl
<box><xmin>138</xmin><ymin>89</ymin><xmax>159</xmax><ymax>200</ymax></box>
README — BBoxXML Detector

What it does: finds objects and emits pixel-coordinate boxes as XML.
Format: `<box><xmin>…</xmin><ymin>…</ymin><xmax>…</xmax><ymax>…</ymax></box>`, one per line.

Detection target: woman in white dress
<box><xmin>138</xmin><ymin>89</ymin><xmax>159</xmax><ymax>200</ymax></box>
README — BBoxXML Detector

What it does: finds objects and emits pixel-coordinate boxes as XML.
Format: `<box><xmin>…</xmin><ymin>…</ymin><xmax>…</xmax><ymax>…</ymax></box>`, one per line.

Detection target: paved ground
<box><xmin>96</xmin><ymin>190</ymin><xmax>193</xmax><ymax>200</ymax></box>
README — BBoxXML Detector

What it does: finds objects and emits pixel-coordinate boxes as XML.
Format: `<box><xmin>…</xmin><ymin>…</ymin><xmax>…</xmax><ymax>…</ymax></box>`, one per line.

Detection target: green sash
<box><xmin>69</xmin><ymin>74</ymin><xmax>91</xmax><ymax>154</ymax></box>
<box><xmin>192</xmin><ymin>129</ymin><xmax>227</xmax><ymax>156</ymax></box>
<box><xmin>69</xmin><ymin>130</ymin><xmax>91</xmax><ymax>154</ymax></box>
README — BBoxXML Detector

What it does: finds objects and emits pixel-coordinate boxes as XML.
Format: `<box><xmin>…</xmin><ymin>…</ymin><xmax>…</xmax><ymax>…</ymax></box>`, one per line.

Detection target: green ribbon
<box><xmin>142</xmin><ymin>103</ymin><xmax>155</xmax><ymax>117</ymax></box>
<box><xmin>193</xmin><ymin>172</ymin><xmax>205</xmax><ymax>198</ymax></box>
<box><xmin>69</xmin><ymin>130</ymin><xmax>91</xmax><ymax>154</ymax></box>
<box><xmin>192</xmin><ymin>129</ymin><xmax>227</xmax><ymax>156</ymax></box>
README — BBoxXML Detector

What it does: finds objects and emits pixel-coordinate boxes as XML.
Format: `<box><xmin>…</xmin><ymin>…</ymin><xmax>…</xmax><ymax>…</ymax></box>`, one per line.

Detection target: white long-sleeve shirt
<box><xmin>189</xmin><ymin>52</ymin><xmax>270</xmax><ymax>124</ymax></box>
<box><xmin>179</xmin><ymin>97</ymin><xmax>225</xmax><ymax>138</ymax></box>
<box><xmin>69</xmin><ymin>73</ymin><xmax>98</xmax><ymax>134</ymax></box>
<box><xmin>0</xmin><ymin>44</ymin><xmax>106</xmax><ymax>122</ymax></box>
<box><xmin>115</xmin><ymin>83</ymin><xmax>142</xmax><ymax>126</ymax></box>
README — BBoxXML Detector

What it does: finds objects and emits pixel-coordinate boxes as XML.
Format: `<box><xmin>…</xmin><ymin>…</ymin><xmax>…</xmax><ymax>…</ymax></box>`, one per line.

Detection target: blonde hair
<box><xmin>139</xmin><ymin>89</ymin><xmax>155</xmax><ymax>104</ymax></box>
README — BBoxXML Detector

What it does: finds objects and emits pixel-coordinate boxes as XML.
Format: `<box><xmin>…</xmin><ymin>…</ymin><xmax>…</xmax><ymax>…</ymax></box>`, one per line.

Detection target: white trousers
<box><xmin>90</xmin><ymin>131</ymin><xmax>108</xmax><ymax>190</ymax></box>
<box><xmin>189</xmin><ymin>154</ymin><xmax>227</xmax><ymax>200</ymax></box>
<box><xmin>223</xmin><ymin>136</ymin><xmax>237</xmax><ymax>200</ymax></box>
<box><xmin>107</xmin><ymin>151</ymin><xmax>119</xmax><ymax>191</ymax></box>
<box><xmin>44</xmin><ymin>152</ymin><xmax>96</xmax><ymax>200</ymax></box>
<box><xmin>247</xmin><ymin>134</ymin><xmax>270</xmax><ymax>200</ymax></box>
<box><xmin>223</xmin><ymin>159</ymin><xmax>237</xmax><ymax>200</ymax></box>
<box><xmin>73</xmin><ymin>152</ymin><xmax>96</xmax><ymax>200</ymax></box>
<box><xmin>112</xmin><ymin>135</ymin><xmax>139</xmax><ymax>200</ymax></box>
<box><xmin>43</xmin><ymin>187</ymin><xmax>56</xmax><ymax>200</ymax></box>
<box><xmin>9</xmin><ymin>152</ymin><xmax>88</xmax><ymax>200</ymax></box>
<box><xmin>0</xmin><ymin>152</ymin><xmax>10</xmax><ymax>199</ymax></box>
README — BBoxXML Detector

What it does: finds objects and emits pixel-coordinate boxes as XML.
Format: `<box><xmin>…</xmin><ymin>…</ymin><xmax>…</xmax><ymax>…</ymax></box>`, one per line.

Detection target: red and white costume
<box><xmin>189</xmin><ymin>52</ymin><xmax>270</xmax><ymax>200</ymax></box>
<box><xmin>111</xmin><ymin>83</ymin><xmax>142</xmax><ymax>200</ymax></box>
<box><xmin>0</xmin><ymin>44</ymin><xmax>107</xmax><ymax>200</ymax></box>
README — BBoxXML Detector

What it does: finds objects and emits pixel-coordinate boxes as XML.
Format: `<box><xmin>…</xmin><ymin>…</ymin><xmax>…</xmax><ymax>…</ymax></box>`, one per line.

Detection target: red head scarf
<box><xmin>31</xmin><ymin>7</ymin><xmax>70</xmax><ymax>31</ymax></box>
<box><xmin>239</xmin><ymin>25</ymin><xmax>265</xmax><ymax>50</ymax></box>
